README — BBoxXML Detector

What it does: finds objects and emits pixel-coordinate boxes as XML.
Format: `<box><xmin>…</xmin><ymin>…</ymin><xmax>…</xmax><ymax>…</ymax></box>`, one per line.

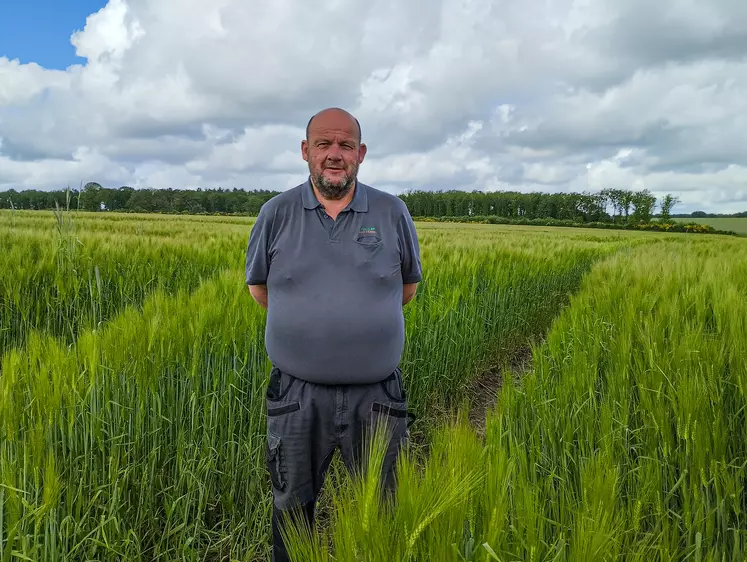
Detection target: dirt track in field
<box><xmin>467</xmin><ymin>346</ymin><xmax>534</xmax><ymax>438</ymax></box>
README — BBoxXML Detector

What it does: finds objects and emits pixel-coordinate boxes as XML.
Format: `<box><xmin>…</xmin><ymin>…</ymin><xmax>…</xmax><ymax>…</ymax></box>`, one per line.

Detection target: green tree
<box><xmin>79</xmin><ymin>182</ymin><xmax>104</xmax><ymax>211</ymax></box>
<box><xmin>659</xmin><ymin>194</ymin><xmax>680</xmax><ymax>222</ymax></box>
<box><xmin>631</xmin><ymin>189</ymin><xmax>657</xmax><ymax>223</ymax></box>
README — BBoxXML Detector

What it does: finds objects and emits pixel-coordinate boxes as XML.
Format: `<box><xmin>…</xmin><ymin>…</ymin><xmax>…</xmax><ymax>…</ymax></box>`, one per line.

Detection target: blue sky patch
<box><xmin>0</xmin><ymin>0</ymin><xmax>107</xmax><ymax>69</ymax></box>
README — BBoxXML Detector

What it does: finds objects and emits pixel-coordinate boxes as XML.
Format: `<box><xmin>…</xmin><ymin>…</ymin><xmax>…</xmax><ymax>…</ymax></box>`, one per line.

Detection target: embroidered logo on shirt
<box><xmin>359</xmin><ymin>227</ymin><xmax>377</xmax><ymax>236</ymax></box>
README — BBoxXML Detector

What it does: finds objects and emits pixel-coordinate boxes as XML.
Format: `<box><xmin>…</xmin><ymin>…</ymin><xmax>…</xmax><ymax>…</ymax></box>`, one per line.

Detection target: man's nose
<box><xmin>326</xmin><ymin>144</ymin><xmax>343</xmax><ymax>159</ymax></box>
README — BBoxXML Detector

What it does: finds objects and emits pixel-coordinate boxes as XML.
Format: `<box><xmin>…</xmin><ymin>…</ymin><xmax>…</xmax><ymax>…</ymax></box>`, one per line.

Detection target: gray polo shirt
<box><xmin>245</xmin><ymin>178</ymin><xmax>422</xmax><ymax>385</ymax></box>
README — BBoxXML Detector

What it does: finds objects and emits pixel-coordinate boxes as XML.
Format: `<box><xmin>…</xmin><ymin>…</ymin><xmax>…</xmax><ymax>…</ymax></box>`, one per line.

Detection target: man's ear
<box><xmin>358</xmin><ymin>143</ymin><xmax>367</xmax><ymax>163</ymax></box>
<box><xmin>301</xmin><ymin>139</ymin><xmax>309</xmax><ymax>162</ymax></box>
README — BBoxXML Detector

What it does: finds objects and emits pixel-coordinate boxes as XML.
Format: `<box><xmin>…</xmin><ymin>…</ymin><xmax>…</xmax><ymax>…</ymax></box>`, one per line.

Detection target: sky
<box><xmin>0</xmin><ymin>0</ymin><xmax>107</xmax><ymax>69</ymax></box>
<box><xmin>1</xmin><ymin>0</ymin><xmax>747</xmax><ymax>214</ymax></box>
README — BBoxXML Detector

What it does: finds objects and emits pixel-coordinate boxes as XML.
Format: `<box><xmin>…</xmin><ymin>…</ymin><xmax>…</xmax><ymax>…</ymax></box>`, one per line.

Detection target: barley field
<box><xmin>1</xmin><ymin>209</ymin><xmax>744</xmax><ymax>561</ymax></box>
<box><xmin>283</xmin><ymin>236</ymin><xmax>747</xmax><ymax>562</ymax></box>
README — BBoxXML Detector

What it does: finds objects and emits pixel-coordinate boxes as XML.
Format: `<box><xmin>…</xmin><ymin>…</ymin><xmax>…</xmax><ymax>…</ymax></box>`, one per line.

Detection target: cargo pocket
<box><xmin>266</xmin><ymin>433</ymin><xmax>286</xmax><ymax>492</ymax></box>
<box><xmin>267</xmin><ymin>403</ymin><xmax>300</xmax><ymax>416</ymax></box>
<box><xmin>371</xmin><ymin>402</ymin><xmax>417</xmax><ymax>429</ymax></box>
<box><xmin>371</xmin><ymin>402</ymin><xmax>408</xmax><ymax>419</ymax></box>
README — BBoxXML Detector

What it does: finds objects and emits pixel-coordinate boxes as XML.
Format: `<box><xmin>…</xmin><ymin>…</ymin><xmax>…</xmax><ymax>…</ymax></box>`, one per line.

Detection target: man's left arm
<box><xmin>403</xmin><ymin>283</ymin><xmax>418</xmax><ymax>305</ymax></box>
<box><xmin>397</xmin><ymin>208</ymin><xmax>422</xmax><ymax>306</ymax></box>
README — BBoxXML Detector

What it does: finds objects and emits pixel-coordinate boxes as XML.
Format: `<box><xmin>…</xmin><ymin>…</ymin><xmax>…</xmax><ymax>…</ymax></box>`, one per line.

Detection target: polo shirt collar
<box><xmin>301</xmin><ymin>178</ymin><xmax>321</xmax><ymax>209</ymax></box>
<box><xmin>302</xmin><ymin>177</ymin><xmax>369</xmax><ymax>213</ymax></box>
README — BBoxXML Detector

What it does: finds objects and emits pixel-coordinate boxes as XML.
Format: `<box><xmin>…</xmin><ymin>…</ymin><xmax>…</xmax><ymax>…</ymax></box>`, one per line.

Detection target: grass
<box><xmin>1</xmin><ymin>269</ymin><xmax>272</xmax><ymax>560</ymax></box>
<box><xmin>675</xmin><ymin>217</ymin><xmax>747</xmax><ymax>235</ymax></box>
<box><xmin>2</xmin><ymin>209</ymin><xmax>740</xmax><ymax>560</ymax></box>
<box><xmin>282</xmin><ymin>236</ymin><xmax>747</xmax><ymax>561</ymax></box>
<box><xmin>0</xmin><ymin>211</ymin><xmax>250</xmax><ymax>358</ymax></box>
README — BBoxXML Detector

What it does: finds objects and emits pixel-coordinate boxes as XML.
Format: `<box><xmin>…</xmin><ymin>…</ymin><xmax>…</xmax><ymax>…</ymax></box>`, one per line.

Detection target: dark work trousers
<box><xmin>264</xmin><ymin>366</ymin><xmax>412</xmax><ymax>562</ymax></box>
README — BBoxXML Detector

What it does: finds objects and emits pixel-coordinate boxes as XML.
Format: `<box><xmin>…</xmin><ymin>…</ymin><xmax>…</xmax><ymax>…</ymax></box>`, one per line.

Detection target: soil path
<box><xmin>466</xmin><ymin>346</ymin><xmax>534</xmax><ymax>438</ymax></box>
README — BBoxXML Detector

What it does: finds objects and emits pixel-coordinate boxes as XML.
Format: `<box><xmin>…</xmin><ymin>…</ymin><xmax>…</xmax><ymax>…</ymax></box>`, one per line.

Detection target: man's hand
<box><xmin>248</xmin><ymin>284</ymin><xmax>268</xmax><ymax>309</ymax></box>
<box><xmin>403</xmin><ymin>283</ymin><xmax>418</xmax><ymax>306</ymax></box>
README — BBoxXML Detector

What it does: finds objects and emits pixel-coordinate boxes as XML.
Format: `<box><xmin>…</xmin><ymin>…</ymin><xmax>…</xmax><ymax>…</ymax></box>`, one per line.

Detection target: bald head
<box><xmin>306</xmin><ymin>108</ymin><xmax>362</xmax><ymax>143</ymax></box>
<box><xmin>301</xmin><ymin>107</ymin><xmax>367</xmax><ymax>201</ymax></box>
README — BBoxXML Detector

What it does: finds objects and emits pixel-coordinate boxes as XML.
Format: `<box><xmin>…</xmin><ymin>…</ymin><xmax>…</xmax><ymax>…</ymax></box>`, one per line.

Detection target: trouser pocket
<box><xmin>371</xmin><ymin>401</ymin><xmax>416</xmax><ymax>429</ymax></box>
<box><xmin>371</xmin><ymin>402</ymin><xmax>408</xmax><ymax>419</ymax></box>
<box><xmin>267</xmin><ymin>403</ymin><xmax>300</xmax><ymax>416</ymax></box>
<box><xmin>267</xmin><ymin>433</ymin><xmax>287</xmax><ymax>492</ymax></box>
<box><xmin>379</xmin><ymin>368</ymin><xmax>407</xmax><ymax>402</ymax></box>
<box><xmin>266</xmin><ymin>367</ymin><xmax>296</xmax><ymax>401</ymax></box>
<box><xmin>265</xmin><ymin>368</ymin><xmax>302</xmax><ymax>495</ymax></box>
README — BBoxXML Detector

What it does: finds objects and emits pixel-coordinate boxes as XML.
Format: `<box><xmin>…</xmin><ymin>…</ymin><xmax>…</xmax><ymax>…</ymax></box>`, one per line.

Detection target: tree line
<box><xmin>399</xmin><ymin>188</ymin><xmax>672</xmax><ymax>222</ymax></box>
<box><xmin>1</xmin><ymin>182</ymin><xmax>743</xmax><ymax>223</ymax></box>
<box><xmin>0</xmin><ymin>184</ymin><xmax>277</xmax><ymax>216</ymax></box>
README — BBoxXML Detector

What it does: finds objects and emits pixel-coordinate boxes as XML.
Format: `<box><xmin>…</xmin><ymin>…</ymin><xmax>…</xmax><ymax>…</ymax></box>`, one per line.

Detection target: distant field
<box><xmin>677</xmin><ymin>217</ymin><xmax>747</xmax><ymax>234</ymax></box>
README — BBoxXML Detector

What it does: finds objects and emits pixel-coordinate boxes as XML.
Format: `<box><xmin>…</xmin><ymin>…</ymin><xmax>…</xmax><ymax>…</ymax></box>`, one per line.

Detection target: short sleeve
<box><xmin>245</xmin><ymin>205</ymin><xmax>273</xmax><ymax>285</ymax></box>
<box><xmin>397</xmin><ymin>208</ymin><xmax>422</xmax><ymax>284</ymax></box>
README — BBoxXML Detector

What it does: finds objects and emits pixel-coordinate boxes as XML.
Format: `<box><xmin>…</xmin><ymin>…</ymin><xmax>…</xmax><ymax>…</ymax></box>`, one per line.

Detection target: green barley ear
<box><xmin>281</xmin><ymin>419</ymin><xmax>393</xmax><ymax>562</ymax></box>
<box><xmin>357</xmin><ymin>414</ymin><xmax>394</xmax><ymax>533</ymax></box>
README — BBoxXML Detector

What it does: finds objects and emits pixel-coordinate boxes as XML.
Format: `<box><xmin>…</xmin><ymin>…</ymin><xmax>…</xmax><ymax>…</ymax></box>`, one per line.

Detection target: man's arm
<box><xmin>403</xmin><ymin>283</ymin><xmax>418</xmax><ymax>306</ymax></box>
<box><xmin>245</xmin><ymin>204</ymin><xmax>273</xmax><ymax>308</ymax></box>
<box><xmin>248</xmin><ymin>284</ymin><xmax>268</xmax><ymax>309</ymax></box>
<box><xmin>397</xmin><ymin>207</ymin><xmax>422</xmax><ymax>307</ymax></box>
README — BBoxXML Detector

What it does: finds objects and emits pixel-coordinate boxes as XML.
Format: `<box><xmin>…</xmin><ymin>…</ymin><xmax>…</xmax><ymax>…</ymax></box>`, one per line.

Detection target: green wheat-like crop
<box><xmin>283</xmin><ymin>236</ymin><xmax>747</xmax><ymax>561</ymax></box>
<box><xmin>1</xmin><ymin>208</ymin><xmax>713</xmax><ymax>560</ymax></box>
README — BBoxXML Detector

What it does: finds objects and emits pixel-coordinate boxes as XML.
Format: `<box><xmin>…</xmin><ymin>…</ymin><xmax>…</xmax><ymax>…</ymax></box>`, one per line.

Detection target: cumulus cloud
<box><xmin>1</xmin><ymin>0</ymin><xmax>746</xmax><ymax>212</ymax></box>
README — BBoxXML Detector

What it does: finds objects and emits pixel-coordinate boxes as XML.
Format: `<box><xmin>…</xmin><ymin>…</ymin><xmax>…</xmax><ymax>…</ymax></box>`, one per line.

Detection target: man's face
<box><xmin>302</xmin><ymin>111</ymin><xmax>367</xmax><ymax>200</ymax></box>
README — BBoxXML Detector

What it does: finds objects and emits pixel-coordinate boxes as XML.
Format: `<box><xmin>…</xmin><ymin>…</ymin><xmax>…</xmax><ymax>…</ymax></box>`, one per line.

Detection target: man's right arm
<box><xmin>245</xmin><ymin>205</ymin><xmax>273</xmax><ymax>309</ymax></box>
<box><xmin>247</xmin><ymin>284</ymin><xmax>268</xmax><ymax>309</ymax></box>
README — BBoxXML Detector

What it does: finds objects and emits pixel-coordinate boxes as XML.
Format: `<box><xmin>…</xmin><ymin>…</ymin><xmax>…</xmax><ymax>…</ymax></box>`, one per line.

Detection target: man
<box><xmin>244</xmin><ymin>107</ymin><xmax>422</xmax><ymax>561</ymax></box>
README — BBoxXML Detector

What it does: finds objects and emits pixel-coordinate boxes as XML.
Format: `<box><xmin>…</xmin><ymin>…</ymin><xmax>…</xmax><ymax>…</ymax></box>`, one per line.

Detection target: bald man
<box><xmin>245</xmin><ymin>108</ymin><xmax>422</xmax><ymax>561</ymax></box>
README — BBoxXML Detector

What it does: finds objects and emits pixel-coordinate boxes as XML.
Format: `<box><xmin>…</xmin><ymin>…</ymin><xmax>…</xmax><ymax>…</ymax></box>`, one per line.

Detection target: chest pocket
<box><xmin>355</xmin><ymin>232</ymin><xmax>382</xmax><ymax>246</ymax></box>
<box><xmin>352</xmin><ymin>230</ymin><xmax>386</xmax><ymax>270</ymax></box>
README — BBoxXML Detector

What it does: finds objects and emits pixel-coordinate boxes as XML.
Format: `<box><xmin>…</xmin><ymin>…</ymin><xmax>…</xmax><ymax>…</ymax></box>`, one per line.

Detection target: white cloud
<box><xmin>70</xmin><ymin>0</ymin><xmax>145</xmax><ymax>63</ymax></box>
<box><xmin>1</xmin><ymin>0</ymin><xmax>747</xmax><ymax>213</ymax></box>
<box><xmin>0</xmin><ymin>148</ymin><xmax>130</xmax><ymax>189</ymax></box>
<box><xmin>0</xmin><ymin>59</ymin><xmax>70</xmax><ymax>105</ymax></box>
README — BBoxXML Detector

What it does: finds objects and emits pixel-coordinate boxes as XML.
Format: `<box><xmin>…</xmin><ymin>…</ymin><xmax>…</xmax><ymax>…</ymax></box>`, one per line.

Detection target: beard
<box><xmin>311</xmin><ymin>163</ymin><xmax>358</xmax><ymax>200</ymax></box>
